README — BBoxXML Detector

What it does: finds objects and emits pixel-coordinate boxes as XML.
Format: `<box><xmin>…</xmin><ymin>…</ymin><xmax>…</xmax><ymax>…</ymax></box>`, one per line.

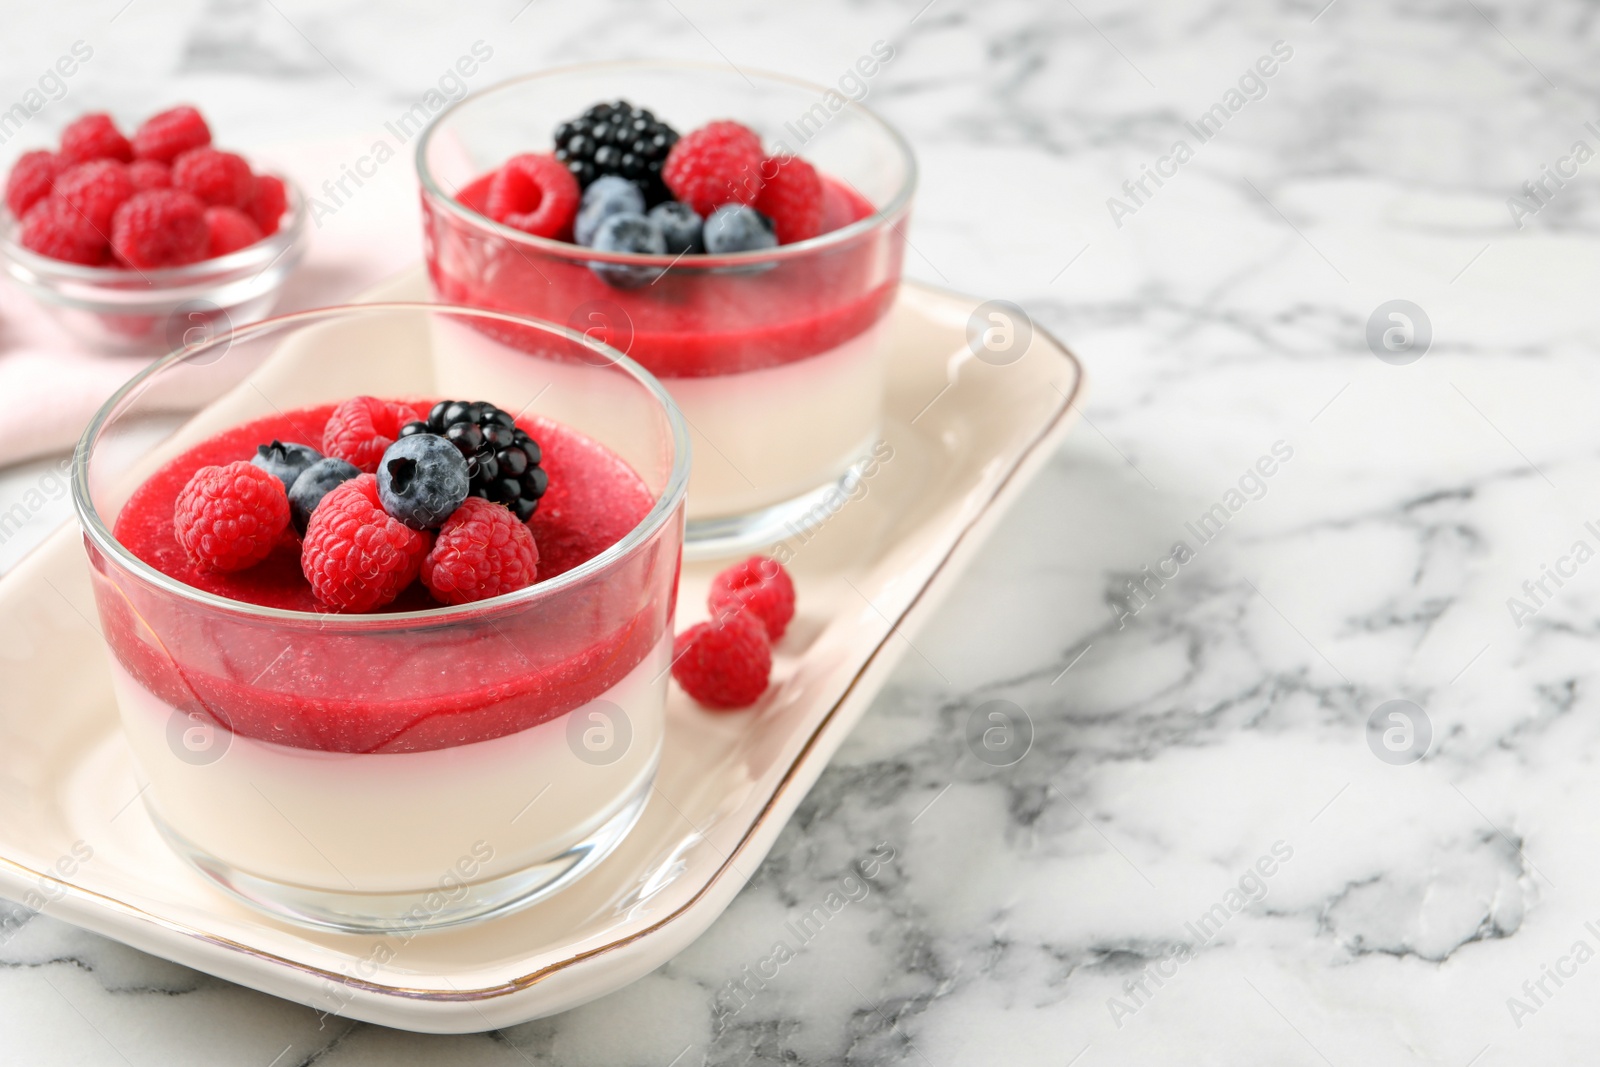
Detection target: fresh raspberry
<box><xmin>672</xmin><ymin>610</ymin><xmax>772</xmax><ymax>710</ymax></box>
<box><xmin>173</xmin><ymin>461</ymin><xmax>289</xmax><ymax>572</ymax></box>
<box><xmin>59</xmin><ymin>113</ymin><xmax>134</xmax><ymax>165</ymax></box>
<box><xmin>662</xmin><ymin>121</ymin><xmax>764</xmax><ymax>218</ymax></box>
<box><xmin>110</xmin><ymin>189</ymin><xmax>208</xmax><ymax>268</ymax></box>
<box><xmin>322</xmin><ymin>396</ymin><xmax>423</xmax><ymax>474</ymax></box>
<box><xmin>52</xmin><ymin>160</ymin><xmax>134</xmax><ymax>234</ymax></box>
<box><xmin>6</xmin><ymin>151</ymin><xmax>59</xmax><ymax>218</ymax></box>
<box><xmin>132</xmin><ymin>105</ymin><xmax>211</xmax><ymax>164</ymax></box>
<box><xmin>247</xmin><ymin>173</ymin><xmax>287</xmax><ymax>235</ymax></box>
<box><xmin>421</xmin><ymin>498</ymin><xmax>539</xmax><ymax>605</ymax></box>
<box><xmin>485</xmin><ymin>153</ymin><xmax>579</xmax><ymax>239</ymax></box>
<box><xmin>127</xmin><ymin>160</ymin><xmax>171</xmax><ymax>190</ymax></box>
<box><xmin>19</xmin><ymin>197</ymin><xmax>107</xmax><ymax>264</ymax></box>
<box><xmin>301</xmin><ymin>475</ymin><xmax>429</xmax><ymax>612</ymax></box>
<box><xmin>172</xmin><ymin>147</ymin><xmax>253</xmax><ymax>209</ymax></box>
<box><xmin>205</xmin><ymin>206</ymin><xmax>262</xmax><ymax>256</ymax></box>
<box><xmin>753</xmin><ymin>155</ymin><xmax>823</xmax><ymax>244</ymax></box>
<box><xmin>708</xmin><ymin>556</ymin><xmax>796</xmax><ymax>641</ymax></box>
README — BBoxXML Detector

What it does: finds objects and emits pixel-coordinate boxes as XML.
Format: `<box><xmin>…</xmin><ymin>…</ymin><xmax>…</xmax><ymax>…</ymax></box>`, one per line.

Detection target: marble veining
<box><xmin>2</xmin><ymin>0</ymin><xmax>1598</xmax><ymax>1062</ymax></box>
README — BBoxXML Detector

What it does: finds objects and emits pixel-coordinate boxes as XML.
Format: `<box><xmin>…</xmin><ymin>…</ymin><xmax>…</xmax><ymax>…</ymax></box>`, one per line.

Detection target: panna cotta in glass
<box><xmin>73</xmin><ymin>304</ymin><xmax>688</xmax><ymax>931</ymax></box>
<box><xmin>417</xmin><ymin>61</ymin><xmax>916</xmax><ymax>556</ymax></box>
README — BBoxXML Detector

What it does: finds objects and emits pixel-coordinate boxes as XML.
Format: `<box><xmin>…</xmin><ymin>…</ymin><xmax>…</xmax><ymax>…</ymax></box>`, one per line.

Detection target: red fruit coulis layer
<box><xmin>98</xmin><ymin>403</ymin><xmax>671</xmax><ymax>754</ymax></box>
<box><xmin>425</xmin><ymin>173</ymin><xmax>902</xmax><ymax>378</ymax></box>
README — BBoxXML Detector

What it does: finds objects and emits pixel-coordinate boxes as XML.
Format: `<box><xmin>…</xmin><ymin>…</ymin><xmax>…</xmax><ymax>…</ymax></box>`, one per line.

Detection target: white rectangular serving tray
<box><xmin>0</xmin><ymin>275</ymin><xmax>1082</xmax><ymax>1033</ymax></box>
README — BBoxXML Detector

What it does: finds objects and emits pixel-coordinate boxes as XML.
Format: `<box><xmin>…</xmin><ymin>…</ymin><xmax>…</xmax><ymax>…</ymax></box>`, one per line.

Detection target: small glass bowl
<box><xmin>72</xmin><ymin>302</ymin><xmax>689</xmax><ymax>932</ymax></box>
<box><xmin>0</xmin><ymin>177</ymin><xmax>309</xmax><ymax>355</ymax></box>
<box><xmin>417</xmin><ymin>61</ymin><xmax>916</xmax><ymax>557</ymax></box>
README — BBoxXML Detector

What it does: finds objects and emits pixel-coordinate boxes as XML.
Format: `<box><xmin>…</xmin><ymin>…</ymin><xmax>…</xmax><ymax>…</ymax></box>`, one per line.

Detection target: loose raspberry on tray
<box><xmin>661</xmin><ymin>120</ymin><xmax>764</xmax><ymax>218</ymax></box>
<box><xmin>485</xmin><ymin>153</ymin><xmax>579</xmax><ymax>239</ymax></box>
<box><xmin>709</xmin><ymin>556</ymin><xmax>796</xmax><ymax>641</ymax></box>
<box><xmin>301</xmin><ymin>475</ymin><xmax>430</xmax><ymax>612</ymax></box>
<box><xmin>60</xmin><ymin>113</ymin><xmax>134</xmax><ymax>165</ymax></box>
<box><xmin>110</xmin><ymin>189</ymin><xmax>209</xmax><ymax>269</ymax></box>
<box><xmin>672</xmin><ymin>610</ymin><xmax>773</xmax><ymax>710</ymax></box>
<box><xmin>132</xmin><ymin>105</ymin><xmax>211</xmax><ymax>164</ymax></box>
<box><xmin>322</xmin><ymin>396</ymin><xmax>423</xmax><ymax>474</ymax></box>
<box><xmin>173</xmin><ymin>461</ymin><xmax>290</xmax><ymax>573</ymax></box>
<box><xmin>421</xmin><ymin>496</ymin><xmax>540</xmax><ymax>605</ymax></box>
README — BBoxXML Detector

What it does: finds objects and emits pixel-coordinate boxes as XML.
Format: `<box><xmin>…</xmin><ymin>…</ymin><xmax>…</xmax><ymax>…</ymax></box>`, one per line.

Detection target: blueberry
<box><xmin>251</xmin><ymin>440</ymin><xmax>321</xmax><ymax>491</ymax></box>
<box><xmin>287</xmin><ymin>457</ymin><xmax>360</xmax><ymax>534</ymax></box>
<box><xmin>589</xmin><ymin>212</ymin><xmax>666</xmax><ymax>289</ymax></box>
<box><xmin>575</xmin><ymin>175</ymin><xmax>646</xmax><ymax>246</ymax></box>
<box><xmin>703</xmin><ymin>204</ymin><xmax>776</xmax><ymax>254</ymax></box>
<box><xmin>376</xmin><ymin>433</ymin><xmax>470</xmax><ymax>530</ymax></box>
<box><xmin>649</xmin><ymin>201</ymin><xmax>702</xmax><ymax>255</ymax></box>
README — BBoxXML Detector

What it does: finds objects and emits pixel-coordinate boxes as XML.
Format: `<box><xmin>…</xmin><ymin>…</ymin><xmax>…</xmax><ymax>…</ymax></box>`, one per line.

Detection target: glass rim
<box><xmin>414</xmin><ymin>58</ymin><xmax>919</xmax><ymax>268</ymax></box>
<box><xmin>0</xmin><ymin>175</ymin><xmax>309</xmax><ymax>290</ymax></box>
<box><xmin>71</xmin><ymin>300</ymin><xmax>693</xmax><ymax>629</ymax></box>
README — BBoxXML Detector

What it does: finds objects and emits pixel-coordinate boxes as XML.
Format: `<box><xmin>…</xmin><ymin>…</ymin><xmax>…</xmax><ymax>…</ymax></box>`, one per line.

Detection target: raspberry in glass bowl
<box><xmin>73</xmin><ymin>303</ymin><xmax>688</xmax><ymax>931</ymax></box>
<box><xmin>417</xmin><ymin>61</ymin><xmax>915</xmax><ymax>556</ymax></box>
<box><xmin>1</xmin><ymin>107</ymin><xmax>307</xmax><ymax>355</ymax></box>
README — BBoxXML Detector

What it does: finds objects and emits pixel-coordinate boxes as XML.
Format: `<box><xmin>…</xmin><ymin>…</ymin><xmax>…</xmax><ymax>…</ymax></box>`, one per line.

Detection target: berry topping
<box><xmin>204</xmin><ymin>205</ymin><xmax>262</xmax><ymax>256</ymax></box>
<box><xmin>485</xmin><ymin>153</ymin><xmax>579</xmax><ymax>239</ymax></box>
<box><xmin>53</xmin><ymin>160</ymin><xmax>135</xmax><ymax>234</ymax></box>
<box><xmin>553</xmin><ymin>100</ymin><xmax>679</xmax><ymax>203</ymax></box>
<box><xmin>376</xmin><ymin>433</ymin><xmax>470</xmax><ymax>530</ymax></box>
<box><xmin>172</xmin><ymin>147</ymin><xmax>254</xmax><ymax>209</ymax></box>
<box><xmin>301</xmin><ymin>475</ymin><xmax>429</xmax><ymax>612</ymax></box>
<box><xmin>60</xmin><ymin>113</ymin><xmax>134</xmax><ymax>165</ymax></box>
<box><xmin>753</xmin><ymin>154</ymin><xmax>823</xmax><ymax>244</ymax></box>
<box><xmin>648</xmin><ymin>200</ymin><xmax>702</xmax><ymax>255</ymax></box>
<box><xmin>127</xmin><ymin>160</ymin><xmax>171</xmax><ymax>190</ymax></box>
<box><xmin>287</xmin><ymin>456</ymin><xmax>360</xmax><ymax>534</ymax></box>
<box><xmin>419</xmin><ymin>400</ymin><xmax>548</xmax><ymax>522</ymax></box>
<box><xmin>172</xmin><ymin>461</ymin><xmax>290</xmax><ymax>573</ymax></box>
<box><xmin>590</xmin><ymin>212</ymin><xmax>666</xmax><ymax>288</ymax></box>
<box><xmin>250</xmin><ymin>440</ymin><xmax>322</xmax><ymax>490</ymax></box>
<box><xmin>574</xmin><ymin>174</ymin><xmax>646</xmax><ymax>247</ymax></box>
<box><xmin>132</xmin><ymin>105</ymin><xmax>211</xmax><ymax>164</ymax></box>
<box><xmin>110</xmin><ymin>189</ymin><xmax>209</xmax><ymax>269</ymax></box>
<box><xmin>421</xmin><ymin>497</ymin><xmax>539</xmax><ymax>605</ymax></box>
<box><xmin>19</xmin><ymin>196</ymin><xmax>106</xmax><ymax>265</ymax></box>
<box><xmin>247</xmin><ymin>173</ymin><xmax>287</xmax><ymax>236</ymax></box>
<box><xmin>5</xmin><ymin>151</ymin><xmax>59</xmax><ymax>218</ymax></box>
<box><xmin>703</xmin><ymin>203</ymin><xmax>776</xmax><ymax>254</ymax></box>
<box><xmin>672</xmin><ymin>610</ymin><xmax>772</xmax><ymax>710</ymax></box>
<box><xmin>661</xmin><ymin>120</ymin><xmax>764</xmax><ymax>218</ymax></box>
<box><xmin>322</xmin><ymin>396</ymin><xmax>422</xmax><ymax>474</ymax></box>
<box><xmin>708</xmin><ymin>556</ymin><xmax>796</xmax><ymax>641</ymax></box>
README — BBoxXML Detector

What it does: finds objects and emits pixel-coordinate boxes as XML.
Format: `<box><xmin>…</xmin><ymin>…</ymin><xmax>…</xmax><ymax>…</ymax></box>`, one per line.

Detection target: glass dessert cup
<box><xmin>0</xmin><ymin>177</ymin><xmax>309</xmax><ymax>356</ymax></box>
<box><xmin>417</xmin><ymin>60</ymin><xmax>916</xmax><ymax>557</ymax></box>
<box><xmin>72</xmin><ymin>303</ymin><xmax>689</xmax><ymax>933</ymax></box>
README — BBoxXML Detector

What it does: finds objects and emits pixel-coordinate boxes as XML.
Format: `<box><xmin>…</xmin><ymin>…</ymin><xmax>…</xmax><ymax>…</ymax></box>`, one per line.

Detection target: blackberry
<box><xmin>408</xmin><ymin>400</ymin><xmax>549</xmax><ymax>522</ymax></box>
<box><xmin>553</xmin><ymin>100</ymin><xmax>678</xmax><ymax>205</ymax></box>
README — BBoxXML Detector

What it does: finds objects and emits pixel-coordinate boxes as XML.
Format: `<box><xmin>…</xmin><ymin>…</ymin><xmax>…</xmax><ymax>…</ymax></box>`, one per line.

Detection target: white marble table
<box><xmin>1</xmin><ymin>0</ymin><xmax>1594</xmax><ymax>1062</ymax></box>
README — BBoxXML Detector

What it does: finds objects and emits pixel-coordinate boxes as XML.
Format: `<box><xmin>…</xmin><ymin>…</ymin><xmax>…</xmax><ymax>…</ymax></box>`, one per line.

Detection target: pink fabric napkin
<box><xmin>0</xmin><ymin>136</ymin><xmax>423</xmax><ymax>467</ymax></box>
